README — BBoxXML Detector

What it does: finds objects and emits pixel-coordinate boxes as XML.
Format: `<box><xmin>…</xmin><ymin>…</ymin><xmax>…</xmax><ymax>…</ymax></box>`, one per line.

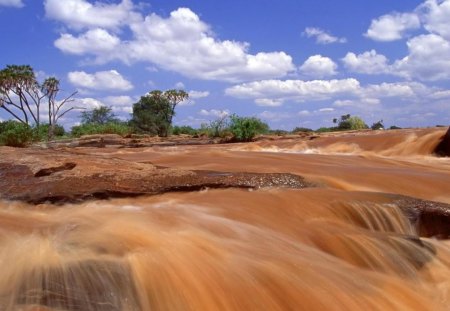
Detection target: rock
<box><xmin>434</xmin><ymin>126</ymin><xmax>450</xmax><ymax>156</ymax></box>
<box><xmin>390</xmin><ymin>195</ymin><xmax>450</xmax><ymax>239</ymax></box>
<box><xmin>0</xmin><ymin>146</ymin><xmax>312</xmax><ymax>205</ymax></box>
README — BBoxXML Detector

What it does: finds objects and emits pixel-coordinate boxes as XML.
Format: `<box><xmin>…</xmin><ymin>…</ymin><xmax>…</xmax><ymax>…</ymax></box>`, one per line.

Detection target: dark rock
<box><xmin>434</xmin><ymin>126</ymin><xmax>450</xmax><ymax>156</ymax></box>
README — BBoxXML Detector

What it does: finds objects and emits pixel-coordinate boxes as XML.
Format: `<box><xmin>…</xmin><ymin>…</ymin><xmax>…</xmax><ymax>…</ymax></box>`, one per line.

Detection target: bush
<box><xmin>228</xmin><ymin>114</ymin><xmax>269</xmax><ymax>142</ymax></box>
<box><xmin>0</xmin><ymin>121</ymin><xmax>34</xmax><ymax>147</ymax></box>
<box><xmin>171</xmin><ymin>125</ymin><xmax>198</xmax><ymax>136</ymax></box>
<box><xmin>33</xmin><ymin>123</ymin><xmax>66</xmax><ymax>141</ymax></box>
<box><xmin>71</xmin><ymin>122</ymin><xmax>133</xmax><ymax>137</ymax></box>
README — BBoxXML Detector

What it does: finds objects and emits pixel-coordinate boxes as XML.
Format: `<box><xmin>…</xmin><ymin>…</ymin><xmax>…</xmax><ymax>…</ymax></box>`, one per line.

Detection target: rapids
<box><xmin>0</xmin><ymin>128</ymin><xmax>449</xmax><ymax>310</ymax></box>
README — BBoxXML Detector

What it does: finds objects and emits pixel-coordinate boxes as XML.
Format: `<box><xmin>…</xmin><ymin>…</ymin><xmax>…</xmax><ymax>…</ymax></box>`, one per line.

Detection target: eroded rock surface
<box><xmin>0</xmin><ymin>146</ymin><xmax>311</xmax><ymax>204</ymax></box>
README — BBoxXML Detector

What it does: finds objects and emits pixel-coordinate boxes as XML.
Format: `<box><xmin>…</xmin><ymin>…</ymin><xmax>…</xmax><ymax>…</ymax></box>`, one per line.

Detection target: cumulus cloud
<box><xmin>0</xmin><ymin>0</ymin><xmax>23</xmax><ymax>7</ymax></box>
<box><xmin>258</xmin><ymin>111</ymin><xmax>291</xmax><ymax>122</ymax></box>
<box><xmin>393</xmin><ymin>34</ymin><xmax>450</xmax><ymax>81</ymax></box>
<box><xmin>188</xmin><ymin>90</ymin><xmax>209</xmax><ymax>99</ymax></box>
<box><xmin>303</xmin><ymin>27</ymin><xmax>347</xmax><ymax>44</ymax></box>
<box><xmin>299</xmin><ymin>55</ymin><xmax>338</xmax><ymax>78</ymax></box>
<box><xmin>55</xmin><ymin>28</ymin><xmax>120</xmax><ymax>55</ymax></box>
<box><xmin>68</xmin><ymin>70</ymin><xmax>134</xmax><ymax>91</ymax></box>
<box><xmin>225</xmin><ymin>79</ymin><xmax>361</xmax><ymax>105</ymax></box>
<box><xmin>420</xmin><ymin>0</ymin><xmax>450</xmax><ymax>41</ymax></box>
<box><xmin>198</xmin><ymin>109</ymin><xmax>230</xmax><ymax>118</ymax></box>
<box><xmin>342</xmin><ymin>50</ymin><xmax>391</xmax><ymax>74</ymax></box>
<box><xmin>44</xmin><ymin>0</ymin><xmax>140</xmax><ymax>31</ymax></box>
<box><xmin>365</xmin><ymin>12</ymin><xmax>421</xmax><ymax>41</ymax></box>
<box><xmin>50</xmin><ymin>7</ymin><xmax>295</xmax><ymax>82</ymax></box>
<box><xmin>254</xmin><ymin>98</ymin><xmax>284</xmax><ymax>107</ymax></box>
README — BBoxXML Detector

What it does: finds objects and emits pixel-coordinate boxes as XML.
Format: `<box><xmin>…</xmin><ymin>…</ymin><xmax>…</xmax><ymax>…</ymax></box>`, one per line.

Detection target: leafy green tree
<box><xmin>347</xmin><ymin>116</ymin><xmax>369</xmax><ymax>130</ymax></box>
<box><xmin>131</xmin><ymin>90</ymin><xmax>188</xmax><ymax>137</ymax></box>
<box><xmin>333</xmin><ymin>114</ymin><xmax>368</xmax><ymax>130</ymax></box>
<box><xmin>371</xmin><ymin>120</ymin><xmax>384</xmax><ymax>130</ymax></box>
<box><xmin>81</xmin><ymin>106</ymin><xmax>118</xmax><ymax>125</ymax></box>
<box><xmin>228</xmin><ymin>114</ymin><xmax>269</xmax><ymax>142</ymax></box>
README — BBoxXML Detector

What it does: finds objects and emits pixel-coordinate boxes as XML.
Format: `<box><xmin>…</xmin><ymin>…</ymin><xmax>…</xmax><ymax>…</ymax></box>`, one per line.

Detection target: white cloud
<box><xmin>298</xmin><ymin>110</ymin><xmax>311</xmax><ymax>116</ymax></box>
<box><xmin>333</xmin><ymin>98</ymin><xmax>380</xmax><ymax>107</ymax></box>
<box><xmin>393</xmin><ymin>34</ymin><xmax>450</xmax><ymax>81</ymax></box>
<box><xmin>76</xmin><ymin>97</ymin><xmax>104</xmax><ymax>110</ymax></box>
<box><xmin>420</xmin><ymin>0</ymin><xmax>450</xmax><ymax>41</ymax></box>
<box><xmin>365</xmin><ymin>12</ymin><xmax>421</xmax><ymax>41</ymax></box>
<box><xmin>254</xmin><ymin>98</ymin><xmax>284</xmax><ymax>107</ymax></box>
<box><xmin>225</xmin><ymin>79</ymin><xmax>361</xmax><ymax>103</ymax></box>
<box><xmin>318</xmin><ymin>108</ymin><xmax>334</xmax><ymax>113</ymax></box>
<box><xmin>430</xmin><ymin>90</ymin><xmax>450</xmax><ymax>99</ymax></box>
<box><xmin>103</xmin><ymin>95</ymin><xmax>134</xmax><ymax>106</ymax></box>
<box><xmin>188</xmin><ymin>90</ymin><xmax>209</xmax><ymax>99</ymax></box>
<box><xmin>258</xmin><ymin>111</ymin><xmax>291</xmax><ymax>122</ymax></box>
<box><xmin>299</xmin><ymin>55</ymin><xmax>338</xmax><ymax>78</ymax></box>
<box><xmin>303</xmin><ymin>27</ymin><xmax>347</xmax><ymax>44</ymax></box>
<box><xmin>68</xmin><ymin>70</ymin><xmax>134</xmax><ymax>91</ymax></box>
<box><xmin>342</xmin><ymin>50</ymin><xmax>391</xmax><ymax>75</ymax></box>
<box><xmin>174</xmin><ymin>82</ymin><xmax>185</xmax><ymax>89</ymax></box>
<box><xmin>362</xmin><ymin>82</ymin><xmax>416</xmax><ymax>98</ymax></box>
<box><xmin>55</xmin><ymin>28</ymin><xmax>120</xmax><ymax>56</ymax></box>
<box><xmin>198</xmin><ymin>109</ymin><xmax>230</xmax><ymax>118</ymax></box>
<box><xmin>44</xmin><ymin>0</ymin><xmax>140</xmax><ymax>31</ymax></box>
<box><xmin>0</xmin><ymin>0</ymin><xmax>23</xmax><ymax>7</ymax></box>
<box><xmin>51</xmin><ymin>7</ymin><xmax>295</xmax><ymax>82</ymax></box>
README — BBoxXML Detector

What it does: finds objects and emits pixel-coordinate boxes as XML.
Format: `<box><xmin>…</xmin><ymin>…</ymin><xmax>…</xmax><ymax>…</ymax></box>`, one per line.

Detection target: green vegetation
<box><xmin>228</xmin><ymin>114</ymin><xmax>269</xmax><ymax>142</ymax></box>
<box><xmin>131</xmin><ymin>90</ymin><xmax>188</xmax><ymax>137</ymax></box>
<box><xmin>0</xmin><ymin>65</ymin><xmax>77</xmax><ymax>140</ymax></box>
<box><xmin>0</xmin><ymin>66</ymin><xmax>401</xmax><ymax>144</ymax></box>
<box><xmin>171</xmin><ymin>125</ymin><xmax>199</xmax><ymax>136</ymax></box>
<box><xmin>371</xmin><ymin>120</ymin><xmax>384</xmax><ymax>130</ymax></box>
<box><xmin>71</xmin><ymin>122</ymin><xmax>132</xmax><ymax>137</ymax></box>
<box><xmin>0</xmin><ymin>121</ymin><xmax>34</xmax><ymax>147</ymax></box>
<box><xmin>81</xmin><ymin>106</ymin><xmax>118</xmax><ymax>125</ymax></box>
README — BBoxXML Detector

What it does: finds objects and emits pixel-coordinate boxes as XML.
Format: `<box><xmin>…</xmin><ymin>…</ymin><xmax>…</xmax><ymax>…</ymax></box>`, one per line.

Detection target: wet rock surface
<box><xmin>0</xmin><ymin>146</ymin><xmax>312</xmax><ymax>205</ymax></box>
<box><xmin>390</xmin><ymin>194</ymin><xmax>450</xmax><ymax>239</ymax></box>
<box><xmin>434</xmin><ymin>126</ymin><xmax>450</xmax><ymax>156</ymax></box>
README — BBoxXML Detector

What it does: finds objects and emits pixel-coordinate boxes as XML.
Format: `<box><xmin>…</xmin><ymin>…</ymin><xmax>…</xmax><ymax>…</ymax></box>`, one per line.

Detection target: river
<box><xmin>0</xmin><ymin>128</ymin><xmax>449</xmax><ymax>310</ymax></box>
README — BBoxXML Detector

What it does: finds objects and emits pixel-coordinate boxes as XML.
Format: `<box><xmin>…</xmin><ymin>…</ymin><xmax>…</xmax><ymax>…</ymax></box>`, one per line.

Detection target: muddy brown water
<box><xmin>1</xmin><ymin>128</ymin><xmax>449</xmax><ymax>310</ymax></box>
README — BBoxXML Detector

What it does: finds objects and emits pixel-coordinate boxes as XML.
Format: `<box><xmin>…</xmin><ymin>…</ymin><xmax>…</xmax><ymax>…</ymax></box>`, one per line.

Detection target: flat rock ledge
<box><xmin>0</xmin><ymin>147</ymin><xmax>311</xmax><ymax>205</ymax></box>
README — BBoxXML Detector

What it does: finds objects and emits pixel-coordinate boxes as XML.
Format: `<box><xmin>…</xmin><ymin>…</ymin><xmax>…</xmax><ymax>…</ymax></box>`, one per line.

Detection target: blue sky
<box><xmin>1</xmin><ymin>0</ymin><xmax>449</xmax><ymax>130</ymax></box>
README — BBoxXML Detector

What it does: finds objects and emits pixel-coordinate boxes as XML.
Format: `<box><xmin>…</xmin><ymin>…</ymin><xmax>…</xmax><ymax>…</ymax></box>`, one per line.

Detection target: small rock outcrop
<box><xmin>434</xmin><ymin>126</ymin><xmax>450</xmax><ymax>156</ymax></box>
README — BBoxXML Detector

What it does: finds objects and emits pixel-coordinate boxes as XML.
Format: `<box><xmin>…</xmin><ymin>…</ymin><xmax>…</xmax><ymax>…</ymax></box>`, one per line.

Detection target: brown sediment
<box><xmin>1</xmin><ymin>127</ymin><xmax>450</xmax><ymax>310</ymax></box>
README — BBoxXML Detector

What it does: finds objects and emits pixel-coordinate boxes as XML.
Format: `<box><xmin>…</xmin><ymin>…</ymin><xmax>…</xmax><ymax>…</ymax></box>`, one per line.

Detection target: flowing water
<box><xmin>1</xmin><ymin>128</ymin><xmax>450</xmax><ymax>310</ymax></box>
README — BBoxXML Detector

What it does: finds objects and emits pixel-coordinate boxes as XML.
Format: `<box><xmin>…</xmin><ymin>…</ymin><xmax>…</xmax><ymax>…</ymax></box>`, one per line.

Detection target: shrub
<box><xmin>171</xmin><ymin>125</ymin><xmax>198</xmax><ymax>136</ymax></box>
<box><xmin>71</xmin><ymin>122</ymin><xmax>133</xmax><ymax>137</ymax></box>
<box><xmin>33</xmin><ymin>123</ymin><xmax>66</xmax><ymax>141</ymax></box>
<box><xmin>389</xmin><ymin>125</ymin><xmax>402</xmax><ymax>130</ymax></box>
<box><xmin>228</xmin><ymin>114</ymin><xmax>269</xmax><ymax>142</ymax></box>
<box><xmin>0</xmin><ymin>120</ymin><xmax>34</xmax><ymax>147</ymax></box>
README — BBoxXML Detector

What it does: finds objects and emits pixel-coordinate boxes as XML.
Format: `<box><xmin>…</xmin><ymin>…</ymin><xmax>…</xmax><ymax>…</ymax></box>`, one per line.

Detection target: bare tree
<box><xmin>0</xmin><ymin>65</ymin><xmax>79</xmax><ymax>140</ymax></box>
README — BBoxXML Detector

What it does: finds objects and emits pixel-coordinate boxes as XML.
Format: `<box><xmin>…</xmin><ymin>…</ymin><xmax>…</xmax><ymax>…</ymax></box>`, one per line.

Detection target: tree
<box><xmin>131</xmin><ymin>89</ymin><xmax>188</xmax><ymax>137</ymax></box>
<box><xmin>228</xmin><ymin>114</ymin><xmax>269</xmax><ymax>142</ymax></box>
<box><xmin>81</xmin><ymin>106</ymin><xmax>118</xmax><ymax>125</ymax></box>
<box><xmin>333</xmin><ymin>114</ymin><xmax>368</xmax><ymax>130</ymax></box>
<box><xmin>0</xmin><ymin>65</ymin><xmax>43</xmax><ymax>126</ymax></box>
<box><xmin>0</xmin><ymin>65</ymin><xmax>78</xmax><ymax>140</ymax></box>
<box><xmin>41</xmin><ymin>77</ymin><xmax>77</xmax><ymax>140</ymax></box>
<box><xmin>371</xmin><ymin>120</ymin><xmax>384</xmax><ymax>130</ymax></box>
